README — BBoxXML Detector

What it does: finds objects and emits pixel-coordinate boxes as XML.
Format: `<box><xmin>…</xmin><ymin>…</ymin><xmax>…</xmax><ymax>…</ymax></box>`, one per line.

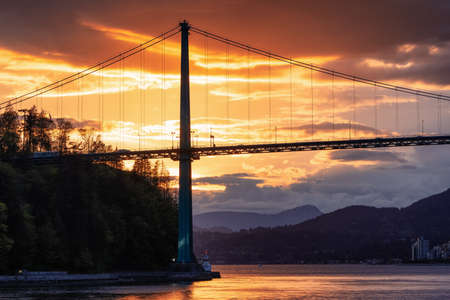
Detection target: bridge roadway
<box><xmin>23</xmin><ymin>135</ymin><xmax>450</xmax><ymax>164</ymax></box>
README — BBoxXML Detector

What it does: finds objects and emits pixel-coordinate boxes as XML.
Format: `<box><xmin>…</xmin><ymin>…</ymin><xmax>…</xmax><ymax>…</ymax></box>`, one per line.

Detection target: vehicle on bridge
<box><xmin>31</xmin><ymin>152</ymin><xmax>59</xmax><ymax>159</ymax></box>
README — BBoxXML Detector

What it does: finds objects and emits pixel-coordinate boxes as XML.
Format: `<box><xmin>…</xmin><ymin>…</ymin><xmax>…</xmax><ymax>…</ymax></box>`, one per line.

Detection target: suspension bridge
<box><xmin>1</xmin><ymin>21</ymin><xmax>450</xmax><ymax>267</ymax></box>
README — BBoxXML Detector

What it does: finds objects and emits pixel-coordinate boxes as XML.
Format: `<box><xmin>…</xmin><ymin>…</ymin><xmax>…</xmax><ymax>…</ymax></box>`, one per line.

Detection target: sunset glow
<box><xmin>2</xmin><ymin>2</ymin><xmax>450</xmax><ymax>215</ymax></box>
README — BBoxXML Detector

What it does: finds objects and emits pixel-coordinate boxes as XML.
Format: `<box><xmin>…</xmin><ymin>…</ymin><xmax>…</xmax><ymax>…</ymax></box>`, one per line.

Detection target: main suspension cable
<box><xmin>1</xmin><ymin>27</ymin><xmax>180</xmax><ymax>110</ymax></box>
<box><xmin>190</xmin><ymin>26</ymin><xmax>449</xmax><ymax>102</ymax></box>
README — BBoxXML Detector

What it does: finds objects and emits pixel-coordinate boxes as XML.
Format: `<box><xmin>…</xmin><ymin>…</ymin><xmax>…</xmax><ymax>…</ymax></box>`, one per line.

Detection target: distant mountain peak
<box><xmin>194</xmin><ymin>204</ymin><xmax>323</xmax><ymax>231</ymax></box>
<box><xmin>195</xmin><ymin>188</ymin><xmax>450</xmax><ymax>264</ymax></box>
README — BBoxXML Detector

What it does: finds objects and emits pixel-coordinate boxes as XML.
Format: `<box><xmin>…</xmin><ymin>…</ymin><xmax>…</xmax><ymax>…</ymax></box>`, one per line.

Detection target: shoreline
<box><xmin>0</xmin><ymin>271</ymin><xmax>221</xmax><ymax>288</ymax></box>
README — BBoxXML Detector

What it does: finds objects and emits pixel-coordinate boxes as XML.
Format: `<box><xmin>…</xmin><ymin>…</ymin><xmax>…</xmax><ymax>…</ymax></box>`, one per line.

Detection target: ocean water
<box><xmin>2</xmin><ymin>264</ymin><xmax>450</xmax><ymax>299</ymax></box>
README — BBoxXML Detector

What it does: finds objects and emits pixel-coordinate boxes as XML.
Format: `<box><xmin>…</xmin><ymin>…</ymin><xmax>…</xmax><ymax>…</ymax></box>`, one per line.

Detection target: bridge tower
<box><xmin>177</xmin><ymin>21</ymin><xmax>196</xmax><ymax>265</ymax></box>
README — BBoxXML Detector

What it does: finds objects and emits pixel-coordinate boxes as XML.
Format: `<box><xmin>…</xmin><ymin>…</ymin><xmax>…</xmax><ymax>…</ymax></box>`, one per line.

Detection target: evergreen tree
<box><xmin>0</xmin><ymin>202</ymin><xmax>13</xmax><ymax>273</ymax></box>
<box><xmin>55</xmin><ymin>118</ymin><xmax>73</xmax><ymax>153</ymax></box>
<box><xmin>0</xmin><ymin>108</ymin><xmax>20</xmax><ymax>157</ymax></box>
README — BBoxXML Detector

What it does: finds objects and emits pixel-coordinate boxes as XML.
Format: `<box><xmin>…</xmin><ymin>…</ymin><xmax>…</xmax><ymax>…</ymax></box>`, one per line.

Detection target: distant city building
<box><xmin>441</xmin><ymin>241</ymin><xmax>450</xmax><ymax>260</ymax></box>
<box><xmin>411</xmin><ymin>238</ymin><xmax>450</xmax><ymax>261</ymax></box>
<box><xmin>428</xmin><ymin>246</ymin><xmax>442</xmax><ymax>260</ymax></box>
<box><xmin>411</xmin><ymin>237</ymin><xmax>429</xmax><ymax>261</ymax></box>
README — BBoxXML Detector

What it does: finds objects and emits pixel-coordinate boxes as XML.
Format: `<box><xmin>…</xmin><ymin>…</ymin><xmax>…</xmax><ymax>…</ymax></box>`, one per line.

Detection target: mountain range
<box><xmin>194</xmin><ymin>188</ymin><xmax>450</xmax><ymax>264</ymax></box>
<box><xmin>193</xmin><ymin>204</ymin><xmax>323</xmax><ymax>231</ymax></box>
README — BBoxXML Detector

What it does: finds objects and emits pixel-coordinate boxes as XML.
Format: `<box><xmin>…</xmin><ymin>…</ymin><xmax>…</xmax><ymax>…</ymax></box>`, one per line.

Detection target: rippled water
<box><xmin>2</xmin><ymin>264</ymin><xmax>450</xmax><ymax>299</ymax></box>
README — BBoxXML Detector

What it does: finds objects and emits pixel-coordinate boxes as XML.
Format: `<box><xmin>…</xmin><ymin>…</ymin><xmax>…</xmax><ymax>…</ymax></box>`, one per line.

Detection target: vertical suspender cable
<box><xmin>160</xmin><ymin>35</ymin><xmax>164</xmax><ymax>149</ymax></box>
<box><xmin>395</xmin><ymin>88</ymin><xmax>399</xmax><ymax>135</ymax></box>
<box><xmin>139</xmin><ymin>50</ymin><xmax>143</xmax><ymax>151</ymax></box>
<box><xmin>97</xmin><ymin>67</ymin><xmax>101</xmax><ymax>135</ymax></box>
<box><xmin>163</xmin><ymin>34</ymin><xmax>166</xmax><ymax>148</ymax></box>
<box><xmin>142</xmin><ymin>49</ymin><xmax>146</xmax><ymax>150</ymax></box>
<box><xmin>95</xmin><ymin>69</ymin><xmax>99</xmax><ymax>144</ymax></box>
<box><xmin>331</xmin><ymin>72</ymin><xmax>334</xmax><ymax>139</ymax></box>
<box><xmin>352</xmin><ymin>77</ymin><xmax>356</xmax><ymax>138</ymax></box>
<box><xmin>444</xmin><ymin>96</ymin><xmax>450</xmax><ymax>134</ymax></box>
<box><xmin>205</xmin><ymin>34</ymin><xmax>209</xmax><ymax>141</ymax></box>
<box><xmin>438</xmin><ymin>96</ymin><xmax>442</xmax><ymax>134</ymax></box>
<box><xmin>101</xmin><ymin>64</ymin><xmax>104</xmax><ymax>134</ymax></box>
<box><xmin>311</xmin><ymin>67</ymin><xmax>314</xmax><ymax>140</ymax></box>
<box><xmin>290</xmin><ymin>57</ymin><xmax>293</xmax><ymax>142</ymax></box>
<box><xmin>61</xmin><ymin>82</ymin><xmax>64</xmax><ymax>121</ymax></box>
<box><xmin>374</xmin><ymin>84</ymin><xmax>377</xmax><ymax>136</ymax></box>
<box><xmin>416</xmin><ymin>92</ymin><xmax>420</xmax><ymax>135</ymax></box>
<box><xmin>57</xmin><ymin>85</ymin><xmax>60</xmax><ymax>120</ymax></box>
<box><xmin>80</xmin><ymin>76</ymin><xmax>84</xmax><ymax>124</ymax></box>
<box><xmin>226</xmin><ymin>44</ymin><xmax>230</xmax><ymax>131</ymax></box>
<box><xmin>148</xmin><ymin>48</ymin><xmax>151</xmax><ymax>149</ymax></box>
<box><xmin>268</xmin><ymin>55</ymin><xmax>272</xmax><ymax>142</ymax></box>
<box><xmin>77</xmin><ymin>76</ymin><xmax>80</xmax><ymax>122</ymax></box>
<box><xmin>121</xmin><ymin>55</ymin><xmax>124</xmax><ymax>148</ymax></box>
<box><xmin>247</xmin><ymin>47</ymin><xmax>250</xmax><ymax>144</ymax></box>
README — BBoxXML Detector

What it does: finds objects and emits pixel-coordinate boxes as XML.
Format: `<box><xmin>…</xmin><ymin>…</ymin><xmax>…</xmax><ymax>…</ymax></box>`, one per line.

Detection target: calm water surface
<box><xmin>2</xmin><ymin>264</ymin><xmax>450</xmax><ymax>299</ymax></box>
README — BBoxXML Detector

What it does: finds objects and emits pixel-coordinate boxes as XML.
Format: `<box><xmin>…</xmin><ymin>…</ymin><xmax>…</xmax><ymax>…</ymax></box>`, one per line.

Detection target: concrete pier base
<box><xmin>0</xmin><ymin>270</ymin><xmax>221</xmax><ymax>288</ymax></box>
<box><xmin>170</xmin><ymin>262</ymin><xmax>205</xmax><ymax>272</ymax></box>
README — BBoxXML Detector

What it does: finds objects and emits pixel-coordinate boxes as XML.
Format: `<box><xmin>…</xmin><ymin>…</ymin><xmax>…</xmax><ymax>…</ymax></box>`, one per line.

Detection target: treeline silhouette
<box><xmin>0</xmin><ymin>106</ymin><xmax>111</xmax><ymax>158</ymax></box>
<box><xmin>0</xmin><ymin>107</ymin><xmax>178</xmax><ymax>273</ymax></box>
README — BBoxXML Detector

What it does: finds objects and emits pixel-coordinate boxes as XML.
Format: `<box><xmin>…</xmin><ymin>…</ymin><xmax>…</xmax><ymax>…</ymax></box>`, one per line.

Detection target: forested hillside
<box><xmin>0</xmin><ymin>107</ymin><xmax>178</xmax><ymax>274</ymax></box>
<box><xmin>0</xmin><ymin>160</ymin><xmax>178</xmax><ymax>274</ymax></box>
<box><xmin>195</xmin><ymin>189</ymin><xmax>450</xmax><ymax>264</ymax></box>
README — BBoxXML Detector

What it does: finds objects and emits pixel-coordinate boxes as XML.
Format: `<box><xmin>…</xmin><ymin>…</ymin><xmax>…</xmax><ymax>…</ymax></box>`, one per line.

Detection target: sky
<box><xmin>1</xmin><ymin>0</ymin><xmax>450</xmax><ymax>213</ymax></box>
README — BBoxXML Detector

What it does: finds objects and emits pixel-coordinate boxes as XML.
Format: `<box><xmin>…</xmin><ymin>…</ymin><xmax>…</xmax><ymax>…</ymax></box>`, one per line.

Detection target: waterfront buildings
<box><xmin>411</xmin><ymin>237</ymin><xmax>429</xmax><ymax>261</ymax></box>
<box><xmin>411</xmin><ymin>238</ymin><xmax>450</xmax><ymax>261</ymax></box>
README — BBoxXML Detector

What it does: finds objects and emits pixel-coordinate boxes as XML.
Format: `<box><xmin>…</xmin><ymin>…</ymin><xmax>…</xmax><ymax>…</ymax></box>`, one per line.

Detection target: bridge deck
<box><xmin>15</xmin><ymin>135</ymin><xmax>450</xmax><ymax>164</ymax></box>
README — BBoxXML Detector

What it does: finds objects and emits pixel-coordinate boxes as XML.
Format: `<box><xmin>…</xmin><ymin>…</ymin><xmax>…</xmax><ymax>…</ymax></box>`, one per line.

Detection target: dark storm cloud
<box><xmin>329</xmin><ymin>150</ymin><xmax>406</xmax><ymax>163</ymax></box>
<box><xmin>2</xmin><ymin>1</ymin><xmax>450</xmax><ymax>84</ymax></box>
<box><xmin>70</xmin><ymin>119</ymin><xmax>101</xmax><ymax>130</ymax></box>
<box><xmin>290</xmin><ymin>122</ymin><xmax>379</xmax><ymax>135</ymax></box>
<box><xmin>0</xmin><ymin>1</ymin><xmax>122</xmax><ymax>64</ymax></box>
<box><xmin>325</xmin><ymin>43</ymin><xmax>450</xmax><ymax>85</ymax></box>
<box><xmin>193</xmin><ymin>173</ymin><xmax>262</xmax><ymax>185</ymax></box>
<box><xmin>193</xmin><ymin>173</ymin><xmax>297</xmax><ymax>213</ymax></box>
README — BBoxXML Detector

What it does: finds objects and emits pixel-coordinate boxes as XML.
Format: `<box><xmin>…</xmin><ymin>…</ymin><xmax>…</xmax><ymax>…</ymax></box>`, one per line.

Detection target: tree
<box><xmin>36</xmin><ymin>111</ymin><xmax>54</xmax><ymax>151</ymax></box>
<box><xmin>22</xmin><ymin>107</ymin><xmax>54</xmax><ymax>152</ymax></box>
<box><xmin>132</xmin><ymin>158</ymin><xmax>152</xmax><ymax>178</ymax></box>
<box><xmin>150</xmin><ymin>160</ymin><xmax>172</xmax><ymax>199</ymax></box>
<box><xmin>22</xmin><ymin>106</ymin><xmax>39</xmax><ymax>152</ymax></box>
<box><xmin>0</xmin><ymin>108</ymin><xmax>20</xmax><ymax>157</ymax></box>
<box><xmin>76</xmin><ymin>128</ymin><xmax>109</xmax><ymax>153</ymax></box>
<box><xmin>91</xmin><ymin>135</ymin><xmax>110</xmax><ymax>153</ymax></box>
<box><xmin>54</xmin><ymin>118</ymin><xmax>73</xmax><ymax>153</ymax></box>
<box><xmin>105</xmin><ymin>159</ymin><xmax>124</xmax><ymax>170</ymax></box>
<box><xmin>0</xmin><ymin>202</ymin><xmax>13</xmax><ymax>273</ymax></box>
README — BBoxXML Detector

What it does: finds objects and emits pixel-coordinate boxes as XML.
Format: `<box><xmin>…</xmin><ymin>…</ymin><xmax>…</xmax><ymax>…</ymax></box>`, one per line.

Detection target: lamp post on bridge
<box><xmin>171</xmin><ymin>131</ymin><xmax>176</xmax><ymax>149</ymax></box>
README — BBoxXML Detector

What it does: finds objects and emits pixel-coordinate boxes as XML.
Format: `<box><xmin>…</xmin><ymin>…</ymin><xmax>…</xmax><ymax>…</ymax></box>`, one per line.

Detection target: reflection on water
<box><xmin>2</xmin><ymin>265</ymin><xmax>450</xmax><ymax>300</ymax></box>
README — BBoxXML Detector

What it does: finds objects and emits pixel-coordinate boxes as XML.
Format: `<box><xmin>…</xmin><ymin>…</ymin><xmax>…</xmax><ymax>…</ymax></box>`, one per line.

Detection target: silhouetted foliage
<box><xmin>0</xmin><ymin>108</ymin><xmax>20</xmax><ymax>158</ymax></box>
<box><xmin>0</xmin><ymin>201</ymin><xmax>13</xmax><ymax>273</ymax></box>
<box><xmin>0</xmin><ymin>160</ymin><xmax>178</xmax><ymax>274</ymax></box>
<box><xmin>0</xmin><ymin>106</ymin><xmax>113</xmax><ymax>155</ymax></box>
<box><xmin>55</xmin><ymin>118</ymin><xmax>73</xmax><ymax>153</ymax></box>
<box><xmin>0</xmin><ymin>107</ymin><xmax>178</xmax><ymax>273</ymax></box>
<box><xmin>21</xmin><ymin>106</ymin><xmax>54</xmax><ymax>152</ymax></box>
<box><xmin>75</xmin><ymin>128</ymin><xmax>111</xmax><ymax>153</ymax></box>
